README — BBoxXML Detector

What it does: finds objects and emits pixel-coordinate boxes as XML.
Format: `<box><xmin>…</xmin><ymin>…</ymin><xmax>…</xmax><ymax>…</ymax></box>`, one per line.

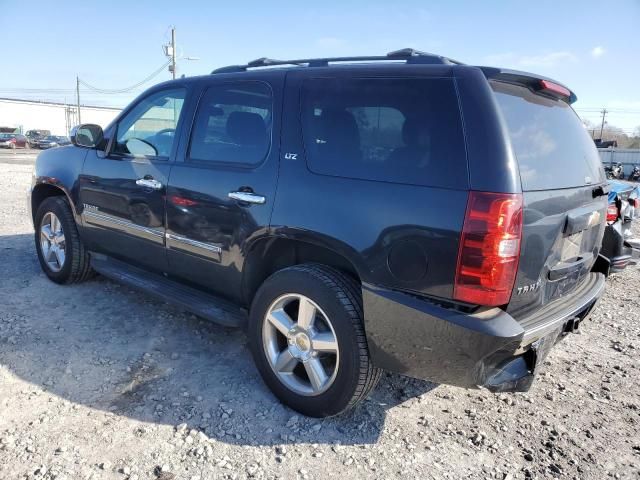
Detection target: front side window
<box><xmin>300</xmin><ymin>77</ymin><xmax>467</xmax><ymax>189</ymax></box>
<box><xmin>188</xmin><ymin>82</ymin><xmax>272</xmax><ymax>165</ymax></box>
<box><xmin>114</xmin><ymin>88</ymin><xmax>186</xmax><ymax>159</ymax></box>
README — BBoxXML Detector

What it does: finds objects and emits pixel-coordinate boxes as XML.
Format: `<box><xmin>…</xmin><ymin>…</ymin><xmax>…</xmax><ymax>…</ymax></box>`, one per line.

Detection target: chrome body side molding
<box><xmin>166</xmin><ymin>232</ymin><xmax>222</xmax><ymax>262</ymax></box>
<box><xmin>83</xmin><ymin>210</ymin><xmax>164</xmax><ymax>244</ymax></box>
<box><xmin>82</xmin><ymin>208</ymin><xmax>223</xmax><ymax>261</ymax></box>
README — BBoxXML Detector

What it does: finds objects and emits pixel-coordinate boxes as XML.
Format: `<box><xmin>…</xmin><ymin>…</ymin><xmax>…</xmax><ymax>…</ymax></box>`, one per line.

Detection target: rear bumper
<box><xmin>363</xmin><ymin>272</ymin><xmax>606</xmax><ymax>392</ymax></box>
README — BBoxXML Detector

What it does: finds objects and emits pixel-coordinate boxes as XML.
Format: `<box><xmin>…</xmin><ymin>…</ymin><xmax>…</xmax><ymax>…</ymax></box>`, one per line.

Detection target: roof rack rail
<box><xmin>211</xmin><ymin>48</ymin><xmax>464</xmax><ymax>74</ymax></box>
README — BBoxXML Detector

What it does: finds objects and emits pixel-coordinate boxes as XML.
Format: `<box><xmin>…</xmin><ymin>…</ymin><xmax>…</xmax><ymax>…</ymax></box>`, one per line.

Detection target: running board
<box><xmin>90</xmin><ymin>254</ymin><xmax>248</xmax><ymax>328</ymax></box>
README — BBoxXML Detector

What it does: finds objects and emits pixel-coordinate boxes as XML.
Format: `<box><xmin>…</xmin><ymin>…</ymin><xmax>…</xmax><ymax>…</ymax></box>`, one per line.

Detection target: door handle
<box><xmin>136</xmin><ymin>178</ymin><xmax>163</xmax><ymax>190</ymax></box>
<box><xmin>228</xmin><ymin>191</ymin><xmax>266</xmax><ymax>204</ymax></box>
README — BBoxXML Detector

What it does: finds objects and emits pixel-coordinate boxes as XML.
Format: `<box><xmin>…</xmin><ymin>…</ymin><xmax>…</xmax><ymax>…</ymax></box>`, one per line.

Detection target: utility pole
<box><xmin>170</xmin><ymin>26</ymin><xmax>176</xmax><ymax>79</ymax></box>
<box><xmin>599</xmin><ymin>108</ymin><xmax>607</xmax><ymax>140</ymax></box>
<box><xmin>76</xmin><ymin>76</ymin><xmax>82</xmax><ymax>125</ymax></box>
<box><xmin>163</xmin><ymin>26</ymin><xmax>198</xmax><ymax>80</ymax></box>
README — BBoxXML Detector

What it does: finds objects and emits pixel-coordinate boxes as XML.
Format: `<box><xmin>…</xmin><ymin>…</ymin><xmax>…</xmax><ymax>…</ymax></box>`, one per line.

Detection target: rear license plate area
<box><xmin>560</xmin><ymin>231</ymin><xmax>584</xmax><ymax>261</ymax></box>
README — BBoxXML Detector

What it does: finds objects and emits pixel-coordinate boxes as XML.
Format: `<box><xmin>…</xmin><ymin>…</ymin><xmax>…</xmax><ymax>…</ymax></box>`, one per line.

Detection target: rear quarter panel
<box><xmin>272</xmin><ymin>69</ymin><xmax>470</xmax><ymax>300</ymax></box>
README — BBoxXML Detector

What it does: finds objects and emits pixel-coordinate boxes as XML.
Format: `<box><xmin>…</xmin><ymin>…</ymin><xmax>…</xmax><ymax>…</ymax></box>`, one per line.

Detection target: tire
<box><xmin>249</xmin><ymin>264</ymin><xmax>381</xmax><ymax>417</ymax></box>
<box><xmin>34</xmin><ymin>196</ymin><xmax>93</xmax><ymax>284</ymax></box>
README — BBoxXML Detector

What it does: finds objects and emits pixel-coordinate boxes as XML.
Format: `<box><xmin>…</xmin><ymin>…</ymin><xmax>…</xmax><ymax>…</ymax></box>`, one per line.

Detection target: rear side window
<box><xmin>301</xmin><ymin>77</ymin><xmax>467</xmax><ymax>189</ymax></box>
<box><xmin>188</xmin><ymin>82</ymin><xmax>272</xmax><ymax>166</ymax></box>
<box><xmin>491</xmin><ymin>81</ymin><xmax>604</xmax><ymax>191</ymax></box>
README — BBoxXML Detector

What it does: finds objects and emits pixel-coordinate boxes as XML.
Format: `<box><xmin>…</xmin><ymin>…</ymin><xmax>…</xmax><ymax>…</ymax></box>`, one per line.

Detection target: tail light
<box><xmin>630</xmin><ymin>198</ymin><xmax>639</xmax><ymax>208</ymax></box>
<box><xmin>606</xmin><ymin>204</ymin><xmax>619</xmax><ymax>222</ymax></box>
<box><xmin>454</xmin><ymin>191</ymin><xmax>523</xmax><ymax>307</ymax></box>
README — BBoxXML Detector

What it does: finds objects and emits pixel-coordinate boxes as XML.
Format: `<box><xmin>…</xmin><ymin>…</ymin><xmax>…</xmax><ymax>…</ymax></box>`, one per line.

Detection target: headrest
<box><xmin>402</xmin><ymin>117</ymin><xmax>427</xmax><ymax>146</ymax></box>
<box><xmin>319</xmin><ymin>109</ymin><xmax>361</xmax><ymax>153</ymax></box>
<box><xmin>322</xmin><ymin>110</ymin><xmax>359</xmax><ymax>139</ymax></box>
<box><xmin>226</xmin><ymin>111</ymin><xmax>267</xmax><ymax>146</ymax></box>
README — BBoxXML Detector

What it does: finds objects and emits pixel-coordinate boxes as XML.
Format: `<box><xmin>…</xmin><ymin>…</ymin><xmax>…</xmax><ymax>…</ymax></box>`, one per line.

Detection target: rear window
<box><xmin>491</xmin><ymin>81</ymin><xmax>604</xmax><ymax>191</ymax></box>
<box><xmin>301</xmin><ymin>77</ymin><xmax>467</xmax><ymax>189</ymax></box>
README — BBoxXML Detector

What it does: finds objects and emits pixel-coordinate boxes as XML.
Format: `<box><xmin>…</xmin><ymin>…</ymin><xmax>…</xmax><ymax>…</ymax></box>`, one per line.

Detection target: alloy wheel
<box><xmin>262</xmin><ymin>293</ymin><xmax>339</xmax><ymax>396</ymax></box>
<box><xmin>40</xmin><ymin>212</ymin><xmax>66</xmax><ymax>272</ymax></box>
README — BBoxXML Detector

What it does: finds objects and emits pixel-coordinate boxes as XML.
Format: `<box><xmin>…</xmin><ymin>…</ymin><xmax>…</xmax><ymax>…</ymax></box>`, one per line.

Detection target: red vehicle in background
<box><xmin>0</xmin><ymin>133</ymin><xmax>29</xmax><ymax>149</ymax></box>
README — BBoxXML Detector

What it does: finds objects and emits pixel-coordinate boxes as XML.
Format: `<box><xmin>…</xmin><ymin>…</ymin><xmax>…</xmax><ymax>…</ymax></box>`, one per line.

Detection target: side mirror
<box><xmin>70</xmin><ymin>124</ymin><xmax>104</xmax><ymax>149</ymax></box>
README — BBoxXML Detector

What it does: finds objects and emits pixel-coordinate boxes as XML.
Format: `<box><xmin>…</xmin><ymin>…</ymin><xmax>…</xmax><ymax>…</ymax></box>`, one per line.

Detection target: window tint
<box><xmin>114</xmin><ymin>88</ymin><xmax>185</xmax><ymax>159</ymax></box>
<box><xmin>491</xmin><ymin>81</ymin><xmax>604</xmax><ymax>191</ymax></box>
<box><xmin>188</xmin><ymin>82</ymin><xmax>272</xmax><ymax>165</ymax></box>
<box><xmin>301</xmin><ymin>77</ymin><xmax>467</xmax><ymax>188</ymax></box>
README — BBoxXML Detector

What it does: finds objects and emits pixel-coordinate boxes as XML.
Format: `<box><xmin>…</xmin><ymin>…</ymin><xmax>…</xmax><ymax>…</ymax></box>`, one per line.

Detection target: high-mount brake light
<box><xmin>454</xmin><ymin>191</ymin><xmax>523</xmax><ymax>307</ymax></box>
<box><xmin>539</xmin><ymin>79</ymin><xmax>571</xmax><ymax>98</ymax></box>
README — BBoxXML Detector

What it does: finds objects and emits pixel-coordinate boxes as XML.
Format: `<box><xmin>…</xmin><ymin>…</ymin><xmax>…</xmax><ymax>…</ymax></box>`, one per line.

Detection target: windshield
<box><xmin>491</xmin><ymin>81</ymin><xmax>604</xmax><ymax>191</ymax></box>
<box><xmin>0</xmin><ymin>134</ymin><xmax>15</xmax><ymax>139</ymax></box>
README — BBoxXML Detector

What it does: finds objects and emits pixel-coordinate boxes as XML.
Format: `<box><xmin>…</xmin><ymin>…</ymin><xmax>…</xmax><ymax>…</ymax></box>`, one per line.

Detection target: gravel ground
<box><xmin>1</xmin><ymin>161</ymin><xmax>639</xmax><ymax>480</ymax></box>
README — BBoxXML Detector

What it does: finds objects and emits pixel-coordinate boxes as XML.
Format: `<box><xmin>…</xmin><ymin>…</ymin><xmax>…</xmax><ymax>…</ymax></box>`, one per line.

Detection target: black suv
<box><xmin>29</xmin><ymin>49</ymin><xmax>609</xmax><ymax>417</ymax></box>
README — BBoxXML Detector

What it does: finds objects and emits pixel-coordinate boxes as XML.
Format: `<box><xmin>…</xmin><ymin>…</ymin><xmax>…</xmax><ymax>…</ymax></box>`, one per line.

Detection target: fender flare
<box><xmin>31</xmin><ymin>178</ymin><xmax>79</xmax><ymax>223</ymax></box>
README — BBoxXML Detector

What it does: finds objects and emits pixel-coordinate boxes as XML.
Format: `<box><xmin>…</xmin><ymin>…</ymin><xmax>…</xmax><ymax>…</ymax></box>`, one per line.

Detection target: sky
<box><xmin>1</xmin><ymin>0</ymin><xmax>639</xmax><ymax>134</ymax></box>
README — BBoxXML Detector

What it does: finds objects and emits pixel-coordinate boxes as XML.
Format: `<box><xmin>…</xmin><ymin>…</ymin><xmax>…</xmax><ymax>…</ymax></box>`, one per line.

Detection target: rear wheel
<box><xmin>249</xmin><ymin>264</ymin><xmax>381</xmax><ymax>417</ymax></box>
<box><xmin>34</xmin><ymin>196</ymin><xmax>93</xmax><ymax>284</ymax></box>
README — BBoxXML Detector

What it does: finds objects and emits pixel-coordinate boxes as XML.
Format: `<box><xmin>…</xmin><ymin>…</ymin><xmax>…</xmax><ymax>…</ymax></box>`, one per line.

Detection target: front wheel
<box><xmin>34</xmin><ymin>196</ymin><xmax>94</xmax><ymax>284</ymax></box>
<box><xmin>249</xmin><ymin>264</ymin><xmax>381</xmax><ymax>417</ymax></box>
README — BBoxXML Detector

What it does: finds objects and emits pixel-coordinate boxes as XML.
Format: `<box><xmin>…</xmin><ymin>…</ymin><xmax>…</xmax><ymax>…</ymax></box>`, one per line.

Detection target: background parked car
<box><xmin>26</xmin><ymin>129</ymin><xmax>51</xmax><ymax>148</ymax></box>
<box><xmin>600</xmin><ymin>180</ymin><xmax>640</xmax><ymax>272</ymax></box>
<box><xmin>0</xmin><ymin>133</ymin><xmax>29</xmax><ymax>149</ymax></box>
<box><xmin>35</xmin><ymin>135</ymin><xmax>71</xmax><ymax>149</ymax></box>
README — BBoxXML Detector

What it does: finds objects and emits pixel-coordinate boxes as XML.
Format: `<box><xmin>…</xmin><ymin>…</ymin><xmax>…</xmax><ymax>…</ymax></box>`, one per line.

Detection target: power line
<box><xmin>0</xmin><ymin>88</ymin><xmax>77</xmax><ymax>93</ymax></box>
<box><xmin>575</xmin><ymin>108</ymin><xmax>640</xmax><ymax>114</ymax></box>
<box><xmin>78</xmin><ymin>61</ymin><xmax>171</xmax><ymax>94</ymax></box>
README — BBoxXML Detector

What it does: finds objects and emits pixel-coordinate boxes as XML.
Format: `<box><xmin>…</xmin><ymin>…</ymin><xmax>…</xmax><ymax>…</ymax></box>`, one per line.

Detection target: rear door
<box><xmin>164</xmin><ymin>74</ymin><xmax>283</xmax><ymax>303</ymax></box>
<box><xmin>490</xmin><ymin>81</ymin><xmax>607</xmax><ymax>319</ymax></box>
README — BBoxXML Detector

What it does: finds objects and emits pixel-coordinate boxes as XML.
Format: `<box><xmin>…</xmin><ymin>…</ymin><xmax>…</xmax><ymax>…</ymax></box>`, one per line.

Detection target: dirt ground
<box><xmin>1</xmin><ymin>160</ymin><xmax>639</xmax><ymax>480</ymax></box>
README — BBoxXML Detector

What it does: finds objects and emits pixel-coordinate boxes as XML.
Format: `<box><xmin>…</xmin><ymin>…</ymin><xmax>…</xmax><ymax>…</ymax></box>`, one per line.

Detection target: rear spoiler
<box><xmin>479</xmin><ymin>67</ymin><xmax>577</xmax><ymax>104</ymax></box>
